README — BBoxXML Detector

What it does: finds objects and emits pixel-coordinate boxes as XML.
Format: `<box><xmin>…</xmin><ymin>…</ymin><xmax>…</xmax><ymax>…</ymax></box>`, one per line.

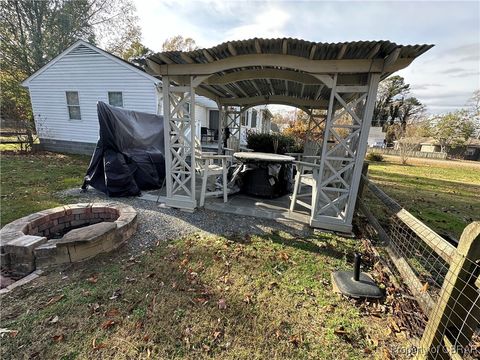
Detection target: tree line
<box><xmin>278</xmin><ymin>75</ymin><xmax>479</xmax><ymax>154</ymax></box>
<box><xmin>0</xmin><ymin>0</ymin><xmax>199</xmax><ymax>126</ymax></box>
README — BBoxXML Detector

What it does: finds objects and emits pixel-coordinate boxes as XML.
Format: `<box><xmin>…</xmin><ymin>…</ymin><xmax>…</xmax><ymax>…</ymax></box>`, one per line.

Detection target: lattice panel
<box><xmin>168</xmin><ymin>91</ymin><xmax>194</xmax><ymax>197</ymax></box>
<box><xmin>312</xmin><ymin>73</ymin><xmax>379</xmax><ymax>231</ymax></box>
<box><xmin>225</xmin><ymin>108</ymin><xmax>241</xmax><ymax>140</ymax></box>
<box><xmin>315</xmin><ymin>93</ymin><xmax>367</xmax><ymax>218</ymax></box>
<box><xmin>163</xmin><ymin>77</ymin><xmax>196</xmax><ymax>208</ymax></box>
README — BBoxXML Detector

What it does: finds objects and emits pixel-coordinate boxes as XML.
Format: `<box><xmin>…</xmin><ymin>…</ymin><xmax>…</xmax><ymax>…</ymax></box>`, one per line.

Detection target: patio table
<box><xmin>233</xmin><ymin>152</ymin><xmax>295</xmax><ymax>198</ymax></box>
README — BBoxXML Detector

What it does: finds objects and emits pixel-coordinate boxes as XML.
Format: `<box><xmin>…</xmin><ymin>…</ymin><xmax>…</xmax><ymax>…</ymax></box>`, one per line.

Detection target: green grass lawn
<box><xmin>365</xmin><ymin>157</ymin><xmax>480</xmax><ymax>239</ymax></box>
<box><xmin>1</xmin><ymin>232</ymin><xmax>400</xmax><ymax>359</ymax></box>
<box><xmin>0</xmin><ymin>152</ymin><xmax>90</xmax><ymax>226</ymax></box>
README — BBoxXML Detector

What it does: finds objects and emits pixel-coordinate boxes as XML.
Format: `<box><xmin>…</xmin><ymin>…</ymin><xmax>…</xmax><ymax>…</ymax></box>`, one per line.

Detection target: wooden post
<box><xmin>417</xmin><ymin>221</ymin><xmax>480</xmax><ymax>359</ymax></box>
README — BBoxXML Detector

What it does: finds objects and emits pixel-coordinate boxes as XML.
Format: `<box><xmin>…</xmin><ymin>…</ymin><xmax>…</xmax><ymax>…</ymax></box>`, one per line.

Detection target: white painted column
<box><xmin>310</xmin><ymin>73</ymin><xmax>380</xmax><ymax>233</ymax></box>
<box><xmin>162</xmin><ymin>76</ymin><xmax>197</xmax><ymax>210</ymax></box>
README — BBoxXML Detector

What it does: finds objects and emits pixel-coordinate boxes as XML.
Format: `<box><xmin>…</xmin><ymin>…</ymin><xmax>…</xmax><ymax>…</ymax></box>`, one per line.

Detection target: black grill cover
<box><xmin>82</xmin><ymin>102</ymin><xmax>165</xmax><ymax>197</ymax></box>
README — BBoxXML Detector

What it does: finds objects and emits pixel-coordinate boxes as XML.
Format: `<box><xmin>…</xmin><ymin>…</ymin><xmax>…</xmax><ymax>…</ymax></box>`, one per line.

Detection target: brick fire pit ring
<box><xmin>0</xmin><ymin>203</ymin><xmax>137</xmax><ymax>276</ymax></box>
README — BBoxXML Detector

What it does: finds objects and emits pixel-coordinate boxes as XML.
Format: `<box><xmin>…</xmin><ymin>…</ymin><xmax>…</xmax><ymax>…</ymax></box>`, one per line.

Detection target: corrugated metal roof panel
<box><xmin>146</xmin><ymin>38</ymin><xmax>433</xmax><ymax>108</ymax></box>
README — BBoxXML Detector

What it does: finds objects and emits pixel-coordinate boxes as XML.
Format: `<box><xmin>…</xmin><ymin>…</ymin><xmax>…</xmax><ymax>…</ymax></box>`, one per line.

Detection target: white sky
<box><xmin>132</xmin><ymin>0</ymin><xmax>480</xmax><ymax>114</ymax></box>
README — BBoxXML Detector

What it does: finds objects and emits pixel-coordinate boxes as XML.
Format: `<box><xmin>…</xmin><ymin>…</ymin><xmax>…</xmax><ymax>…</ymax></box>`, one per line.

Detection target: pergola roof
<box><xmin>145</xmin><ymin>38</ymin><xmax>433</xmax><ymax>109</ymax></box>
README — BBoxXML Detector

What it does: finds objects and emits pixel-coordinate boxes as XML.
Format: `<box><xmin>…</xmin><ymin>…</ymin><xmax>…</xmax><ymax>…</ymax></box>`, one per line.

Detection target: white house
<box><xmin>367</xmin><ymin>126</ymin><xmax>386</xmax><ymax>148</ymax></box>
<box><xmin>22</xmin><ymin>40</ymin><xmax>273</xmax><ymax>154</ymax></box>
<box><xmin>22</xmin><ymin>40</ymin><xmax>215</xmax><ymax>154</ymax></box>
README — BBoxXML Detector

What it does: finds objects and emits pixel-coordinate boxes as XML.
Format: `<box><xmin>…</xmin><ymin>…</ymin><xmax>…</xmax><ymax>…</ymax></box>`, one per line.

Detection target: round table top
<box><xmin>233</xmin><ymin>152</ymin><xmax>295</xmax><ymax>163</ymax></box>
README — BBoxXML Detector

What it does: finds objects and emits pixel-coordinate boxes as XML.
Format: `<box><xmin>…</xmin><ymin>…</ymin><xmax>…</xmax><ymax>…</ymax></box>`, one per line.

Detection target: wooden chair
<box><xmin>289</xmin><ymin>144</ymin><xmax>345</xmax><ymax>213</ymax></box>
<box><xmin>194</xmin><ymin>138</ymin><xmax>230</xmax><ymax>206</ymax></box>
<box><xmin>286</xmin><ymin>139</ymin><xmax>321</xmax><ymax>192</ymax></box>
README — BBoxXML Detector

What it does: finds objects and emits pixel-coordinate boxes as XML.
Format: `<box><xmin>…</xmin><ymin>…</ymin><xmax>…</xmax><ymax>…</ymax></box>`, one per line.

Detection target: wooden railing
<box><xmin>358</xmin><ymin>172</ymin><xmax>479</xmax><ymax>359</ymax></box>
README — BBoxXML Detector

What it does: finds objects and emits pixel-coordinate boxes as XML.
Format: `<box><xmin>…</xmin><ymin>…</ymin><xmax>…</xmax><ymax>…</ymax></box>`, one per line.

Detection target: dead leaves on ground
<box><xmin>43</xmin><ymin>294</ymin><xmax>64</xmax><ymax>307</ymax></box>
<box><xmin>86</xmin><ymin>274</ymin><xmax>98</xmax><ymax>284</ymax></box>
<box><xmin>101</xmin><ymin>319</ymin><xmax>117</xmax><ymax>330</ymax></box>
<box><xmin>217</xmin><ymin>298</ymin><xmax>227</xmax><ymax>310</ymax></box>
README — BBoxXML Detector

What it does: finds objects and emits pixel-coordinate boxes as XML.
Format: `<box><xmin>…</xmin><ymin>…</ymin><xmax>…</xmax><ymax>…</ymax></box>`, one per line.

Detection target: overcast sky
<box><xmin>133</xmin><ymin>0</ymin><xmax>479</xmax><ymax>114</ymax></box>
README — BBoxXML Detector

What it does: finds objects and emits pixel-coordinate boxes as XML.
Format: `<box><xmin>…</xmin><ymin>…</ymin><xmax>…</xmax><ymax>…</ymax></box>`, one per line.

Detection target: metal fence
<box><xmin>366</xmin><ymin>148</ymin><xmax>448</xmax><ymax>160</ymax></box>
<box><xmin>358</xmin><ymin>172</ymin><xmax>479</xmax><ymax>359</ymax></box>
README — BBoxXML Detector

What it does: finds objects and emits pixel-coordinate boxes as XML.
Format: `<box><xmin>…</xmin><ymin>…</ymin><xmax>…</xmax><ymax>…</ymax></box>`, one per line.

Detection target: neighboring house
<box><xmin>367</xmin><ymin>126</ymin><xmax>386</xmax><ymax>148</ymax></box>
<box><xmin>395</xmin><ymin>137</ymin><xmax>480</xmax><ymax>161</ymax></box>
<box><xmin>463</xmin><ymin>138</ymin><xmax>480</xmax><ymax>161</ymax></box>
<box><xmin>240</xmin><ymin>107</ymin><xmax>273</xmax><ymax>144</ymax></box>
<box><xmin>22</xmin><ymin>40</ymin><xmax>217</xmax><ymax>155</ymax></box>
<box><xmin>419</xmin><ymin>138</ymin><xmax>442</xmax><ymax>153</ymax></box>
<box><xmin>393</xmin><ymin>137</ymin><xmax>428</xmax><ymax>151</ymax></box>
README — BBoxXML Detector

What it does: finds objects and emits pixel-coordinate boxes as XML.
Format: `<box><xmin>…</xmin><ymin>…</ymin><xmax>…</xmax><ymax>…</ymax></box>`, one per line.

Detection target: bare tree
<box><xmin>162</xmin><ymin>35</ymin><xmax>198</xmax><ymax>51</ymax></box>
<box><xmin>466</xmin><ymin>90</ymin><xmax>480</xmax><ymax>138</ymax></box>
<box><xmin>431</xmin><ymin>111</ymin><xmax>476</xmax><ymax>153</ymax></box>
<box><xmin>0</xmin><ymin>0</ymin><xmax>141</xmax><ymax>127</ymax></box>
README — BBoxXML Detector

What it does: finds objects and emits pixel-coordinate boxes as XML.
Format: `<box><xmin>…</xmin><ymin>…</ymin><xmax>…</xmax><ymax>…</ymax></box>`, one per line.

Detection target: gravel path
<box><xmin>59</xmin><ymin>188</ymin><xmax>312</xmax><ymax>253</ymax></box>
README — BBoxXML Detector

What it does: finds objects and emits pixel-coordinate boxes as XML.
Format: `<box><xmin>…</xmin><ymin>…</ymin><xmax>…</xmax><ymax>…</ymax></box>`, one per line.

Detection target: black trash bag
<box><xmin>82</xmin><ymin>102</ymin><xmax>165</xmax><ymax>197</ymax></box>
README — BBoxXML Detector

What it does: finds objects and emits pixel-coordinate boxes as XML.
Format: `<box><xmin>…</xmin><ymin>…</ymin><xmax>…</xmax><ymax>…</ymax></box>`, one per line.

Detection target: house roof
<box><xmin>22</xmin><ymin>40</ymin><xmax>160</xmax><ymax>87</ymax></box>
<box><xmin>144</xmin><ymin>38</ymin><xmax>433</xmax><ymax>109</ymax></box>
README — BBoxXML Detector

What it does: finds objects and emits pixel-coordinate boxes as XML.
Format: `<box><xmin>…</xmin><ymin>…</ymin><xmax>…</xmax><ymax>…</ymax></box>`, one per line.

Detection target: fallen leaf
<box><xmin>49</xmin><ymin>315</ymin><xmax>59</xmax><ymax>324</ymax></box>
<box><xmin>45</xmin><ymin>294</ymin><xmax>64</xmax><ymax>307</ymax></box>
<box><xmin>93</xmin><ymin>342</ymin><xmax>107</xmax><ymax>351</ymax></box>
<box><xmin>52</xmin><ymin>334</ymin><xmax>64</xmax><ymax>342</ymax></box>
<box><xmin>105</xmin><ymin>308</ymin><xmax>120</xmax><ymax>318</ymax></box>
<box><xmin>334</xmin><ymin>327</ymin><xmax>347</xmax><ymax>336</ymax></box>
<box><xmin>421</xmin><ymin>282</ymin><xmax>429</xmax><ymax>293</ymax></box>
<box><xmin>109</xmin><ymin>289</ymin><xmax>122</xmax><ymax>300</ymax></box>
<box><xmin>289</xmin><ymin>335</ymin><xmax>302</xmax><ymax>347</ymax></box>
<box><xmin>0</xmin><ymin>328</ymin><xmax>19</xmax><ymax>338</ymax></box>
<box><xmin>90</xmin><ymin>303</ymin><xmax>101</xmax><ymax>312</ymax></box>
<box><xmin>383</xmin><ymin>348</ymin><xmax>393</xmax><ymax>360</ymax></box>
<box><xmin>87</xmin><ymin>275</ymin><xmax>98</xmax><ymax>284</ymax></box>
<box><xmin>213</xmin><ymin>331</ymin><xmax>221</xmax><ymax>340</ymax></box>
<box><xmin>101</xmin><ymin>320</ymin><xmax>116</xmax><ymax>330</ymax></box>
<box><xmin>243</xmin><ymin>293</ymin><xmax>254</xmax><ymax>304</ymax></box>
<box><xmin>268</xmin><ymin>281</ymin><xmax>279</xmax><ymax>290</ymax></box>
<box><xmin>193</xmin><ymin>297</ymin><xmax>209</xmax><ymax>305</ymax></box>
<box><xmin>218</xmin><ymin>298</ymin><xmax>227</xmax><ymax>310</ymax></box>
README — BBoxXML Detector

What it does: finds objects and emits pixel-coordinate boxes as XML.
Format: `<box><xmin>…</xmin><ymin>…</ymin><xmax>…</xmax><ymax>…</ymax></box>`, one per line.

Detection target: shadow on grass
<box><xmin>0</xmin><ymin>234</ymin><xmax>370</xmax><ymax>359</ymax></box>
<box><xmin>248</xmin><ymin>230</ymin><xmax>358</xmax><ymax>262</ymax></box>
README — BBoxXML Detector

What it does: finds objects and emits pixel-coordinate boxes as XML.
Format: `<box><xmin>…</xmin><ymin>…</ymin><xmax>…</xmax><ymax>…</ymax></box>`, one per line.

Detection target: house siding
<box><xmin>27</xmin><ymin>44</ymin><xmax>159</xmax><ymax>146</ymax></box>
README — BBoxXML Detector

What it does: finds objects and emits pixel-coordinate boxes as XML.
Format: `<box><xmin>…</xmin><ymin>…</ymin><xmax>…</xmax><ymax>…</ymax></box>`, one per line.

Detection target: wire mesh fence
<box><xmin>358</xmin><ymin>173</ymin><xmax>480</xmax><ymax>359</ymax></box>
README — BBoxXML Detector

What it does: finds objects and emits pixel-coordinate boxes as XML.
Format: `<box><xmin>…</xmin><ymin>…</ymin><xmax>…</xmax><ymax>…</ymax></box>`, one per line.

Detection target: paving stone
<box><xmin>35</xmin><ymin>243</ymin><xmax>71</xmax><ymax>268</ymax></box>
<box><xmin>4</xmin><ymin>235</ymin><xmax>47</xmax><ymax>256</ymax></box>
<box><xmin>57</xmin><ymin>222</ymin><xmax>117</xmax><ymax>245</ymax></box>
<box><xmin>1</xmin><ymin>252</ymin><xmax>11</xmax><ymax>267</ymax></box>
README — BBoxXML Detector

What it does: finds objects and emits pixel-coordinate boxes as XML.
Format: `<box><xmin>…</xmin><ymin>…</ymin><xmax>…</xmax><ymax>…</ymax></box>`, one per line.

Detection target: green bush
<box><xmin>246</xmin><ymin>132</ymin><xmax>296</xmax><ymax>154</ymax></box>
<box><xmin>366</xmin><ymin>152</ymin><xmax>384</xmax><ymax>162</ymax></box>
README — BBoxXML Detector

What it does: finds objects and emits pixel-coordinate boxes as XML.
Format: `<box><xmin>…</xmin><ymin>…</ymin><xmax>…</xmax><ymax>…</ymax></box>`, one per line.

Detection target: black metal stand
<box><xmin>331</xmin><ymin>253</ymin><xmax>383</xmax><ymax>299</ymax></box>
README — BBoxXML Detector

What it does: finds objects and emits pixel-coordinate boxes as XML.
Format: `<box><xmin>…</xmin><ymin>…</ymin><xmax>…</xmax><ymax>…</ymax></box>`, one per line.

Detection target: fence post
<box><xmin>417</xmin><ymin>221</ymin><xmax>480</xmax><ymax>359</ymax></box>
<box><xmin>357</xmin><ymin>162</ymin><xmax>369</xmax><ymax>200</ymax></box>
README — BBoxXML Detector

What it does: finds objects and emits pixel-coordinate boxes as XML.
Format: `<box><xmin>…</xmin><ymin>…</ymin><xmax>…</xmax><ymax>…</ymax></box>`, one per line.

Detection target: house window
<box><xmin>241</xmin><ymin>112</ymin><xmax>248</xmax><ymax>126</ymax></box>
<box><xmin>108</xmin><ymin>92</ymin><xmax>123</xmax><ymax>107</ymax></box>
<box><xmin>183</xmin><ymin>102</ymin><xmax>191</xmax><ymax>114</ymax></box>
<box><xmin>251</xmin><ymin>110</ymin><xmax>257</xmax><ymax>128</ymax></box>
<box><xmin>66</xmin><ymin>91</ymin><xmax>81</xmax><ymax>120</ymax></box>
<box><xmin>465</xmin><ymin>148</ymin><xmax>475</xmax><ymax>156</ymax></box>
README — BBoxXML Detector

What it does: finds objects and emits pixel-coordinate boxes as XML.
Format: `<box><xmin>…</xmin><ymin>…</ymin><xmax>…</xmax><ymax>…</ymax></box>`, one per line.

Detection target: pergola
<box><xmin>145</xmin><ymin>38</ymin><xmax>432</xmax><ymax>232</ymax></box>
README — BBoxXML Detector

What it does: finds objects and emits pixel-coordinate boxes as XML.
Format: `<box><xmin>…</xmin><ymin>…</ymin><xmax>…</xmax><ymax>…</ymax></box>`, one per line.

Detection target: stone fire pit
<box><xmin>0</xmin><ymin>203</ymin><xmax>137</xmax><ymax>276</ymax></box>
